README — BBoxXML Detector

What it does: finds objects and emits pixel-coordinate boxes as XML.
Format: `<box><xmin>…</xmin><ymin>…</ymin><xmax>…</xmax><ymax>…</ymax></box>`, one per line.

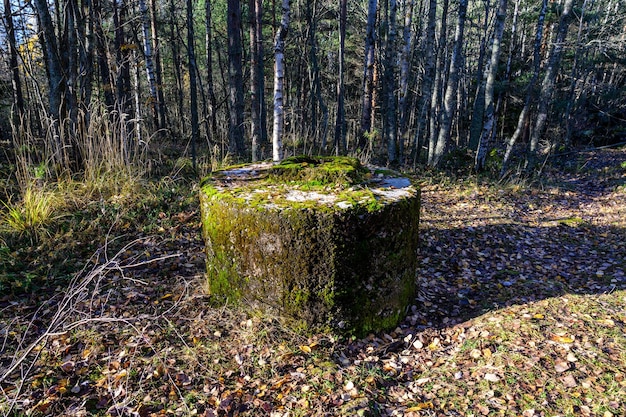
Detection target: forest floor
<box><xmin>1</xmin><ymin>148</ymin><xmax>625</xmax><ymax>416</ymax></box>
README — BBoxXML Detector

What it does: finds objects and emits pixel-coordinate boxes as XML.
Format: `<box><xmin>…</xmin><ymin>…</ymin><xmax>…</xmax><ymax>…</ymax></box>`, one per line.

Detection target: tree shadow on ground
<box><xmin>413</xmin><ymin>220</ymin><xmax>625</xmax><ymax>330</ymax></box>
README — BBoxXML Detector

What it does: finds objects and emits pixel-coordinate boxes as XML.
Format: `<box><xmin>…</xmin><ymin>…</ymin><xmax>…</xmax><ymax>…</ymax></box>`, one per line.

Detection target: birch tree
<box><xmin>272</xmin><ymin>0</ymin><xmax>290</xmax><ymax>162</ymax></box>
<box><xmin>138</xmin><ymin>0</ymin><xmax>159</xmax><ymax>129</ymax></box>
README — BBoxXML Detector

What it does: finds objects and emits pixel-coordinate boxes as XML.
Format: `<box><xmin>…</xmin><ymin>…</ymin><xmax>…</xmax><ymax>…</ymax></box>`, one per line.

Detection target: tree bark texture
<box><xmin>384</xmin><ymin>0</ymin><xmax>399</xmax><ymax>165</ymax></box>
<box><xmin>227</xmin><ymin>0</ymin><xmax>245</xmax><ymax>156</ymax></box>
<box><xmin>150</xmin><ymin>0</ymin><xmax>166</xmax><ymax>129</ymax></box>
<box><xmin>475</xmin><ymin>0</ymin><xmax>508</xmax><ymax>171</ymax></box>
<box><xmin>412</xmin><ymin>0</ymin><xmax>437</xmax><ymax>163</ymax></box>
<box><xmin>526</xmin><ymin>0</ymin><xmax>575</xmax><ymax>174</ymax></box>
<box><xmin>138</xmin><ymin>0</ymin><xmax>159</xmax><ymax>129</ymax></box>
<box><xmin>398</xmin><ymin>0</ymin><xmax>414</xmax><ymax>161</ymax></box>
<box><xmin>427</xmin><ymin>0</ymin><xmax>449</xmax><ymax>165</ymax></box>
<box><xmin>249</xmin><ymin>0</ymin><xmax>264</xmax><ymax>161</ymax></box>
<box><xmin>187</xmin><ymin>0</ymin><xmax>199</xmax><ymax>169</ymax></box>
<box><xmin>359</xmin><ymin>0</ymin><xmax>378</xmax><ymax>150</ymax></box>
<box><xmin>431</xmin><ymin>0</ymin><xmax>468</xmax><ymax>167</ymax></box>
<box><xmin>204</xmin><ymin>0</ymin><xmax>218</xmax><ymax>139</ymax></box>
<box><xmin>4</xmin><ymin>0</ymin><xmax>25</xmax><ymax>118</ymax></box>
<box><xmin>501</xmin><ymin>0</ymin><xmax>548</xmax><ymax>176</ymax></box>
<box><xmin>333</xmin><ymin>0</ymin><xmax>348</xmax><ymax>155</ymax></box>
<box><xmin>272</xmin><ymin>0</ymin><xmax>290</xmax><ymax>162</ymax></box>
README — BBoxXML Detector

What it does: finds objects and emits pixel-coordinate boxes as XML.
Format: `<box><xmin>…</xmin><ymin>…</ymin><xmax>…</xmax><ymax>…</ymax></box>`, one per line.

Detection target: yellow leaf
<box><xmin>532</xmin><ymin>314</ymin><xmax>545</xmax><ymax>320</ymax></box>
<box><xmin>81</xmin><ymin>348</ymin><xmax>92</xmax><ymax>360</ymax></box>
<box><xmin>551</xmin><ymin>335</ymin><xmax>574</xmax><ymax>344</ymax></box>
<box><xmin>299</xmin><ymin>345</ymin><xmax>312</xmax><ymax>354</ymax></box>
<box><xmin>407</xmin><ymin>402</ymin><xmax>433</xmax><ymax>411</ymax></box>
<box><xmin>160</xmin><ymin>293</ymin><xmax>173</xmax><ymax>300</ymax></box>
<box><xmin>168</xmin><ymin>388</ymin><xmax>178</xmax><ymax>401</ymax></box>
<box><xmin>113</xmin><ymin>369</ymin><xmax>128</xmax><ymax>383</ymax></box>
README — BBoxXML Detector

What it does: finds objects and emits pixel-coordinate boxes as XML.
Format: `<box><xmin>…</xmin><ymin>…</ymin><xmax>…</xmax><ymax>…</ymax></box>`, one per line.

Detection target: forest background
<box><xmin>1</xmin><ymin>0</ymin><xmax>624</xmax><ymax>182</ymax></box>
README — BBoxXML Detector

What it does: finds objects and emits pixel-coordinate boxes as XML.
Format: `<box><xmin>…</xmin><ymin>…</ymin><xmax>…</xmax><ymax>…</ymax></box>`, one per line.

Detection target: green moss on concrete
<box><xmin>270</xmin><ymin>155</ymin><xmax>369</xmax><ymax>186</ymax></box>
<box><xmin>200</xmin><ymin>157</ymin><xmax>420</xmax><ymax>336</ymax></box>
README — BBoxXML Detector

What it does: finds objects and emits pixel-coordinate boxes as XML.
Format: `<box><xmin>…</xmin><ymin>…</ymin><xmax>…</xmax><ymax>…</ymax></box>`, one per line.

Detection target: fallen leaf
<box><xmin>415</xmin><ymin>377</ymin><xmax>431</xmax><ymax>386</ymax></box>
<box><xmin>406</xmin><ymin>402</ymin><xmax>433</xmax><ymax>411</ymax></box>
<box><xmin>551</xmin><ymin>335</ymin><xmax>574</xmax><ymax>344</ymax></box>
<box><xmin>470</xmin><ymin>349</ymin><xmax>481</xmax><ymax>359</ymax></box>
<box><xmin>484</xmin><ymin>373</ymin><xmax>500</xmax><ymax>382</ymax></box>
<box><xmin>555</xmin><ymin>361</ymin><xmax>569</xmax><ymax>373</ymax></box>
<box><xmin>561</xmin><ymin>374</ymin><xmax>577</xmax><ymax>388</ymax></box>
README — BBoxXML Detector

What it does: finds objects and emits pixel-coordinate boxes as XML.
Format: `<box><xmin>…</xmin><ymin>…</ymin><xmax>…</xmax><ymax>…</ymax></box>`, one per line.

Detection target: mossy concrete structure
<box><xmin>199</xmin><ymin>156</ymin><xmax>420</xmax><ymax>335</ymax></box>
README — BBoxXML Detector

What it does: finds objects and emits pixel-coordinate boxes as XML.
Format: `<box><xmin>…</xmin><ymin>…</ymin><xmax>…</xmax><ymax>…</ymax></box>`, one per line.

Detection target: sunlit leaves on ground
<box><xmin>1</xmin><ymin>149</ymin><xmax>625</xmax><ymax>416</ymax></box>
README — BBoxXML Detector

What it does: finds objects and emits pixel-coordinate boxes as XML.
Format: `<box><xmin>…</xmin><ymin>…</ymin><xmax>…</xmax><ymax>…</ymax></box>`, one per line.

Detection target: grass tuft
<box><xmin>1</xmin><ymin>186</ymin><xmax>61</xmax><ymax>238</ymax></box>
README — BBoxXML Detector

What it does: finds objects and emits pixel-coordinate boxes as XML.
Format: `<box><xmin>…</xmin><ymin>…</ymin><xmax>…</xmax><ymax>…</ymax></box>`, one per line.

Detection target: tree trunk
<box><xmin>187</xmin><ymin>0</ymin><xmax>198</xmax><ymax>169</ymax></box>
<box><xmin>427</xmin><ymin>0</ymin><xmax>448</xmax><ymax>165</ymax></box>
<box><xmin>227</xmin><ymin>0</ymin><xmax>245</xmax><ymax>157</ymax></box>
<box><xmin>398</xmin><ymin>0</ymin><xmax>414</xmax><ymax>161</ymax></box>
<box><xmin>113</xmin><ymin>0</ymin><xmax>131</xmax><ymax>114</ymax></box>
<box><xmin>359</xmin><ymin>0</ymin><xmax>378</xmax><ymax>150</ymax></box>
<box><xmin>205</xmin><ymin>0</ymin><xmax>218</xmax><ymax>138</ymax></box>
<box><xmin>334</xmin><ymin>0</ymin><xmax>348</xmax><ymax>155</ymax></box>
<box><xmin>431</xmin><ymin>0</ymin><xmax>468</xmax><ymax>167</ymax></box>
<box><xmin>77</xmin><ymin>0</ymin><xmax>95</xmax><ymax>112</ymax></box>
<box><xmin>150</xmin><ymin>0</ymin><xmax>166</xmax><ymax>129</ymax></box>
<box><xmin>132</xmin><ymin>50</ymin><xmax>142</xmax><ymax>145</ymax></box>
<box><xmin>4</xmin><ymin>0</ymin><xmax>25</xmax><ymax>119</ymax></box>
<box><xmin>170</xmin><ymin>0</ymin><xmax>184</xmax><ymax>132</ymax></box>
<box><xmin>138</xmin><ymin>0</ymin><xmax>159</xmax><ymax>129</ymax></box>
<box><xmin>93</xmin><ymin>0</ymin><xmax>114</xmax><ymax>110</ymax></box>
<box><xmin>475</xmin><ymin>0</ymin><xmax>508</xmax><ymax>171</ymax></box>
<box><xmin>272</xmin><ymin>0</ymin><xmax>290</xmax><ymax>162</ymax></box>
<box><xmin>467</xmin><ymin>1</ymin><xmax>490</xmax><ymax>152</ymax></box>
<box><xmin>412</xmin><ymin>0</ymin><xmax>436</xmax><ymax>164</ymax></box>
<box><xmin>384</xmin><ymin>0</ymin><xmax>399</xmax><ymax>165</ymax></box>
<box><xmin>32</xmin><ymin>0</ymin><xmax>64</xmax><ymax>122</ymax></box>
<box><xmin>564</xmin><ymin>0</ymin><xmax>588</xmax><ymax>148</ymax></box>
<box><xmin>501</xmin><ymin>0</ymin><xmax>547</xmax><ymax>177</ymax></box>
<box><xmin>526</xmin><ymin>0</ymin><xmax>575</xmax><ymax>174</ymax></box>
<box><xmin>497</xmin><ymin>0</ymin><xmax>520</xmax><ymax>140</ymax></box>
<box><xmin>249</xmin><ymin>0</ymin><xmax>264</xmax><ymax>161</ymax></box>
